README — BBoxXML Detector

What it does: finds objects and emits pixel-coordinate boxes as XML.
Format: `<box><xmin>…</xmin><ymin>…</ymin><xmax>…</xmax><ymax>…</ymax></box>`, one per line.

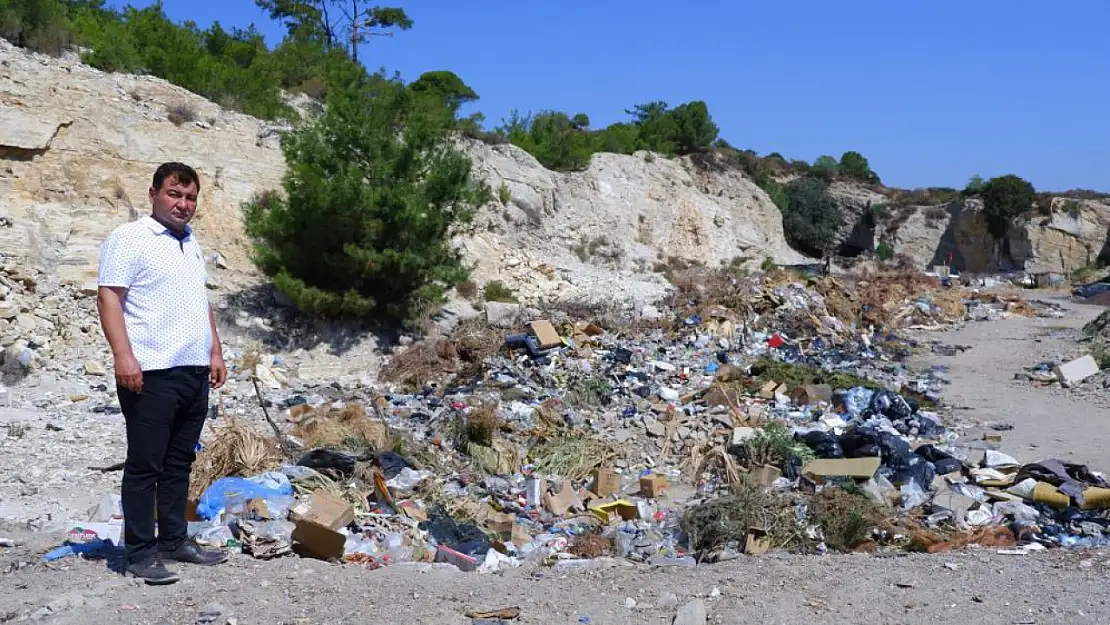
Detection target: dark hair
<box><xmin>152</xmin><ymin>162</ymin><xmax>201</xmax><ymax>191</ymax></box>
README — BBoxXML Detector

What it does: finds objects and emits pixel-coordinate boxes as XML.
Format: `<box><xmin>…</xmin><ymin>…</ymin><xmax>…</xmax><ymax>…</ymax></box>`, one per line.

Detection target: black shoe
<box><xmin>162</xmin><ymin>539</ymin><xmax>228</xmax><ymax>566</ymax></box>
<box><xmin>126</xmin><ymin>555</ymin><xmax>180</xmax><ymax>585</ymax></box>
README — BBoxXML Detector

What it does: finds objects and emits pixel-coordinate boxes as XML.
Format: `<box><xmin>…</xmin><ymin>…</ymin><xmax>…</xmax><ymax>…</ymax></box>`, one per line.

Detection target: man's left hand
<box><xmin>210</xmin><ymin>352</ymin><xmax>228</xmax><ymax>389</ymax></box>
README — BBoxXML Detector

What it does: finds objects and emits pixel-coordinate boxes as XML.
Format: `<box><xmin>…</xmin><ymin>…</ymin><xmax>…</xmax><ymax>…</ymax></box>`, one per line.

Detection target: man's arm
<box><xmin>97</xmin><ymin>286</ymin><xmax>143</xmax><ymax>392</ymax></box>
<box><xmin>208</xmin><ymin>304</ymin><xmax>227</xmax><ymax>389</ymax></box>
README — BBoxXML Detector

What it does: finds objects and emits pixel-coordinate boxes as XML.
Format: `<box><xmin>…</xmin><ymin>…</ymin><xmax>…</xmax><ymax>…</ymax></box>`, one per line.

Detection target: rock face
<box><xmin>0</xmin><ymin>40</ymin><xmax>287</xmax><ymax>289</ymax></box>
<box><xmin>0</xmin><ymin>40</ymin><xmax>807</xmax><ymax>309</ymax></box>
<box><xmin>890</xmin><ymin>198</ymin><xmax>1110</xmax><ymax>275</ymax></box>
<box><xmin>463</xmin><ymin>143</ymin><xmax>808</xmax><ymax>304</ymax></box>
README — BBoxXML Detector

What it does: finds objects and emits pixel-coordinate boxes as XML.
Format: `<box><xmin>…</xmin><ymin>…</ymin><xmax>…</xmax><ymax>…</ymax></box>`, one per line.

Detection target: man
<box><xmin>96</xmin><ymin>162</ymin><xmax>229</xmax><ymax>585</ymax></box>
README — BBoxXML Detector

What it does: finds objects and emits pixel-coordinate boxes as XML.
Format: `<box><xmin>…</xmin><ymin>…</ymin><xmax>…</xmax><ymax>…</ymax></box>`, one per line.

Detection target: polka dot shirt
<box><xmin>97</xmin><ymin>215</ymin><xmax>213</xmax><ymax>372</ymax></box>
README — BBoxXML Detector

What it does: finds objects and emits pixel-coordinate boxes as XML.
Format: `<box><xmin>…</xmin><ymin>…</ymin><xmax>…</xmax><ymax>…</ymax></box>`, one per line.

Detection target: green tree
<box><xmin>242</xmin><ymin>61</ymin><xmax>491</xmax><ymax>322</ymax></box>
<box><xmin>980</xmin><ymin>174</ymin><xmax>1036</xmax><ymax>239</ymax></box>
<box><xmin>668</xmin><ymin>100</ymin><xmax>718</xmax><ymax>154</ymax></box>
<box><xmin>498</xmin><ymin>110</ymin><xmax>596</xmax><ymax>171</ymax></box>
<box><xmin>839</xmin><ymin>150</ymin><xmax>878</xmax><ymax>183</ymax></box>
<box><xmin>811</xmin><ymin>155</ymin><xmax>839</xmax><ymax>181</ymax></box>
<box><xmin>408</xmin><ymin>70</ymin><xmax>478</xmax><ymax>113</ymax></box>
<box><xmin>962</xmin><ymin>174</ymin><xmax>985</xmax><ymax>196</ymax></box>
<box><xmin>0</xmin><ymin>0</ymin><xmax>71</xmax><ymax>56</ymax></box>
<box><xmin>255</xmin><ymin>0</ymin><xmax>410</xmax><ymax>61</ymax></box>
<box><xmin>781</xmin><ymin>176</ymin><xmax>843</xmax><ymax>256</ymax></box>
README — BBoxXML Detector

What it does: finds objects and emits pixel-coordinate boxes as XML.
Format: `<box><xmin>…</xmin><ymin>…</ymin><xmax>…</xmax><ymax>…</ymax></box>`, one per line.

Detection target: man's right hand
<box><xmin>114</xmin><ymin>352</ymin><xmax>143</xmax><ymax>393</ymax></box>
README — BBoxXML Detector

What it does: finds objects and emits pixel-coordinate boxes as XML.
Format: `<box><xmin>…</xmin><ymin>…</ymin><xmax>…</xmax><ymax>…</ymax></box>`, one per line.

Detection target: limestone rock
<box><xmin>484</xmin><ymin>301</ymin><xmax>521</xmax><ymax>328</ymax></box>
<box><xmin>84</xmin><ymin>361</ymin><xmax>107</xmax><ymax>376</ymax></box>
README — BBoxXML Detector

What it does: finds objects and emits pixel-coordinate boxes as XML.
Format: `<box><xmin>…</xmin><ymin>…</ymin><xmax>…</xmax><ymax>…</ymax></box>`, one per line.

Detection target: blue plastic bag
<box><xmin>196</xmin><ymin>476</ymin><xmax>294</xmax><ymax>520</ymax></box>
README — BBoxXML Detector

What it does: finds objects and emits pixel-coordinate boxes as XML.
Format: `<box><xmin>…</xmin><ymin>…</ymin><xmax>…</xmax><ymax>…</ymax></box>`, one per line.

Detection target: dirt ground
<box><xmin>1</xmin><ymin>295</ymin><xmax>1108</xmax><ymax>625</ymax></box>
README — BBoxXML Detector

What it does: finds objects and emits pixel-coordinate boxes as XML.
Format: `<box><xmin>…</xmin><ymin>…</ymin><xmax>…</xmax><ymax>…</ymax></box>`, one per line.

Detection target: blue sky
<box><xmin>109</xmin><ymin>0</ymin><xmax>1108</xmax><ymax>192</ymax></box>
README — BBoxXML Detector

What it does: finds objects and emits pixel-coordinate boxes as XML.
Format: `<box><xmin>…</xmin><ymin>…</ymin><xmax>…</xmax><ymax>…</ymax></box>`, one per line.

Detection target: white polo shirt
<box><xmin>97</xmin><ymin>215</ymin><xmax>213</xmax><ymax>372</ymax></box>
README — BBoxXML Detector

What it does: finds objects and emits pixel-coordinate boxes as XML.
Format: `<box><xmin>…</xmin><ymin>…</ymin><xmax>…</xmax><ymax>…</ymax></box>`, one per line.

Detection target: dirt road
<box><xmin>1</xmin><ymin>296</ymin><xmax>1107</xmax><ymax>625</ymax></box>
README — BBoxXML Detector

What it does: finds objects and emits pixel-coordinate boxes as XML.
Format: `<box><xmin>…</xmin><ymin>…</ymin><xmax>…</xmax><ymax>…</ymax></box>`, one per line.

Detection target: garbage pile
<box><xmin>1016</xmin><ymin>309</ymin><xmax>1107</xmax><ymax>389</ymax></box>
<box><xmin>41</xmin><ymin>270</ymin><xmax>1109</xmax><ymax>569</ymax></box>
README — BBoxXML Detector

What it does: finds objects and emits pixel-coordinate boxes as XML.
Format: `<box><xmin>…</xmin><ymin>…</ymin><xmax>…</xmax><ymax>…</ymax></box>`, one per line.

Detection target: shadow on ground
<box><xmin>218</xmin><ymin>282</ymin><xmax>394</xmax><ymax>357</ymax></box>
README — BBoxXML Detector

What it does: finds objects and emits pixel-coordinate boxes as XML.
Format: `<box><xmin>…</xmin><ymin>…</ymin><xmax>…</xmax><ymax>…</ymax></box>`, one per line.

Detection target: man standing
<box><xmin>96</xmin><ymin>162</ymin><xmax>229</xmax><ymax>584</ymax></box>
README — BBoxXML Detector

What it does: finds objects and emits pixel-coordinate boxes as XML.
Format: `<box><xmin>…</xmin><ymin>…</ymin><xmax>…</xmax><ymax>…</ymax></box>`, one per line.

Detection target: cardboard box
<box><xmin>588</xmin><ymin>500</ymin><xmax>639</xmax><ymax>524</ymax></box>
<box><xmin>790</xmin><ymin>384</ymin><xmax>832</xmax><ymax>406</ymax></box>
<box><xmin>744</xmin><ymin>527</ymin><xmax>772</xmax><ymax>555</ymax></box>
<box><xmin>529</xmin><ymin>320</ymin><xmax>562</xmax><ymax>349</ymax></box>
<box><xmin>593</xmin><ymin>468</ymin><xmax>621</xmax><ymax>497</ymax></box>
<box><xmin>65</xmin><ymin>521</ymin><xmax>123</xmax><ymax>545</ymax></box>
<box><xmin>803</xmin><ymin>457</ymin><xmax>881</xmax><ymax>482</ymax></box>
<box><xmin>750</xmin><ymin>463</ymin><xmax>782</xmax><ymax>487</ymax></box>
<box><xmin>639</xmin><ymin>474</ymin><xmax>668</xmax><ymax>498</ymax></box>
<box><xmin>292</xmin><ymin>520</ymin><xmax>346</xmax><ymax>561</ymax></box>
<box><xmin>289</xmin><ymin>491</ymin><xmax>355</xmax><ymax>531</ymax></box>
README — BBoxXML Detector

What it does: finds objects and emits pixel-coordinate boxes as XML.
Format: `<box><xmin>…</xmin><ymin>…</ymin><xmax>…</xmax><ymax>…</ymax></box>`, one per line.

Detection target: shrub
<box><xmin>166</xmin><ymin>102</ymin><xmax>197</xmax><ymax>126</ymax></box>
<box><xmin>781</xmin><ymin>176</ymin><xmax>843</xmax><ymax>256</ymax></box>
<box><xmin>242</xmin><ymin>61</ymin><xmax>490</xmax><ymax>323</ymax></box>
<box><xmin>876</xmin><ymin>242</ymin><xmax>895</xmax><ymax>261</ymax></box>
<box><xmin>0</xmin><ymin>0</ymin><xmax>71</xmax><ymax>56</ymax></box>
<box><xmin>454</xmin><ymin>279</ymin><xmax>477</xmax><ymax>300</ymax></box>
<box><xmin>811</xmin><ymin>155</ymin><xmax>839</xmax><ymax>181</ymax></box>
<box><xmin>483</xmin><ymin>280</ymin><xmax>517</xmax><ymax>303</ymax></box>
<box><xmin>981</xmin><ymin>174</ymin><xmax>1036</xmax><ymax>239</ymax></box>
<box><xmin>839</xmin><ymin>151</ymin><xmax>879</xmax><ymax>183</ymax></box>
<box><xmin>498</xmin><ymin>183</ymin><xmax>511</xmax><ymax>206</ymax></box>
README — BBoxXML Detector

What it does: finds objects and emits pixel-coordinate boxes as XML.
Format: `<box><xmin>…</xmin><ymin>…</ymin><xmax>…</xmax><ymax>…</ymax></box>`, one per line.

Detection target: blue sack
<box><xmin>196</xmin><ymin>476</ymin><xmax>294</xmax><ymax>520</ymax></box>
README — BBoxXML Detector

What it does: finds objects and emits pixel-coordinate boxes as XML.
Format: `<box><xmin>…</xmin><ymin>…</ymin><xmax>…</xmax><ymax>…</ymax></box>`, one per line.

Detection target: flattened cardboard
<box><xmin>750</xmin><ymin>463</ymin><xmax>782</xmax><ymax>487</ymax></box>
<box><xmin>529</xmin><ymin>320</ymin><xmax>562</xmax><ymax>349</ymax></box>
<box><xmin>803</xmin><ymin>457</ymin><xmax>881</xmax><ymax>481</ymax></box>
<box><xmin>289</xmin><ymin>490</ymin><xmax>354</xmax><ymax>531</ymax></box>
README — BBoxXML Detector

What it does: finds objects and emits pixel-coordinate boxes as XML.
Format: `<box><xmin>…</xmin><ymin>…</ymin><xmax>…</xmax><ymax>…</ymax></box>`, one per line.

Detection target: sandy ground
<box><xmin>1</xmin><ymin>295</ymin><xmax>1108</xmax><ymax>625</ymax></box>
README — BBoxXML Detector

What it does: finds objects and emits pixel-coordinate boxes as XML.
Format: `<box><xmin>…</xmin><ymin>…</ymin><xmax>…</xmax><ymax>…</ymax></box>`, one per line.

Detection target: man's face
<box><xmin>149</xmin><ymin>175</ymin><xmax>199</xmax><ymax>233</ymax></box>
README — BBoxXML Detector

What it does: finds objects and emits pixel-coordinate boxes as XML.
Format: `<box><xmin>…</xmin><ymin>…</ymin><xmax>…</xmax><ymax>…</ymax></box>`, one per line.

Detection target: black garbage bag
<box><xmin>916</xmin><ymin>415</ymin><xmax>947</xmax><ymax>438</ymax></box>
<box><xmin>868</xmin><ymin>390</ymin><xmax>913</xmax><ymax>420</ymax></box>
<box><xmin>838</xmin><ymin>429</ymin><xmax>882</xmax><ymax>458</ymax></box>
<box><xmin>887</xmin><ymin>454</ymin><xmax>936</xmax><ymax>490</ymax></box>
<box><xmin>914</xmin><ymin>444</ymin><xmax>961</xmax><ymax>475</ymax></box>
<box><xmin>800</xmin><ymin>431</ymin><xmax>844</xmax><ymax>459</ymax></box>
<box><xmin>420</xmin><ymin>507</ymin><xmax>490</xmax><ymax>558</ymax></box>
<box><xmin>375</xmin><ymin>451</ymin><xmax>413</xmax><ymax>480</ymax></box>
<box><xmin>296</xmin><ymin>448</ymin><xmax>356</xmax><ymax>476</ymax></box>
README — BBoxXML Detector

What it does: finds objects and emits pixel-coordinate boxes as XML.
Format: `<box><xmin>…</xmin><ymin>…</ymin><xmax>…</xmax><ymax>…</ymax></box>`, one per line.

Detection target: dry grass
<box><xmin>379</xmin><ymin>339</ymin><xmax>458</xmax><ymax>390</ymax></box>
<box><xmin>452</xmin><ymin>318</ymin><xmax>504</xmax><ymax>381</ymax></box>
<box><xmin>529</xmin><ymin>435</ymin><xmax>618</xmax><ymax>481</ymax></box>
<box><xmin>682</xmin><ymin>479</ymin><xmax>810</xmax><ymax>555</ymax></box>
<box><xmin>289</xmin><ymin>402</ymin><xmax>388</xmax><ymax>453</ymax></box>
<box><xmin>807</xmin><ymin>486</ymin><xmax>893</xmax><ymax>552</ymax></box>
<box><xmin>189</xmin><ymin>419</ymin><xmax>283</xmax><ymax>499</ymax></box>
<box><xmin>568</xmin><ymin>531</ymin><xmax>614</xmax><ymax>558</ymax></box>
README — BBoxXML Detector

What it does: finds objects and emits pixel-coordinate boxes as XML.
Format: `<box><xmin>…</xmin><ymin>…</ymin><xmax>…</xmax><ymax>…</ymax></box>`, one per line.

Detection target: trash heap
<box><xmin>43</xmin><ymin>271</ymin><xmax>1110</xmax><ymax>568</ymax></box>
<box><xmin>1016</xmin><ymin>309</ymin><xmax>1107</xmax><ymax>388</ymax></box>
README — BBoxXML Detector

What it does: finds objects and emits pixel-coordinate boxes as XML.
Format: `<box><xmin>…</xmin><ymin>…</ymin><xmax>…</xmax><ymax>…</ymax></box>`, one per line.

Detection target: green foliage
<box><xmin>1063</xmin><ymin>199</ymin><xmax>1082</xmax><ymax>219</ymax></box>
<box><xmin>981</xmin><ymin>174</ymin><xmax>1036</xmax><ymax>239</ymax></box>
<box><xmin>496</xmin><ymin>99</ymin><xmax>719</xmax><ymax>171</ymax></box>
<box><xmin>408</xmin><ymin>70</ymin><xmax>478</xmax><ymax>113</ymax></box>
<box><xmin>876</xmin><ymin>241</ymin><xmax>895</xmax><ymax>261</ymax></box>
<box><xmin>760</xmin><ymin>256</ymin><xmax>775</xmax><ymax>271</ymax></box>
<box><xmin>242</xmin><ymin>61</ymin><xmax>490</xmax><ymax>322</ymax></box>
<box><xmin>839</xmin><ymin>151</ymin><xmax>879</xmax><ymax>183</ymax></box>
<box><xmin>0</xmin><ymin>0</ymin><xmax>71</xmax><ymax>56</ymax></box>
<box><xmin>811</xmin><ymin>155</ymin><xmax>839</xmax><ymax>181</ymax></box>
<box><xmin>734</xmin><ymin>421</ymin><xmax>816</xmax><ymax>469</ymax></box>
<box><xmin>483</xmin><ymin>280</ymin><xmax>517</xmax><ymax>303</ymax></box>
<box><xmin>497</xmin><ymin>182</ymin><xmax>511</xmax><ymax>206</ymax></box>
<box><xmin>780</xmin><ymin>176</ymin><xmax>844</xmax><ymax>256</ymax></box>
<box><xmin>963</xmin><ymin>175</ymin><xmax>985</xmax><ymax>196</ymax></box>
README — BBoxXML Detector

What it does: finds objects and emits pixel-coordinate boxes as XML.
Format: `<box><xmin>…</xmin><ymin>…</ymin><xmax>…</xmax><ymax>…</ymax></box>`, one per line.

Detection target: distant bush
<box><xmin>981</xmin><ymin>174</ymin><xmax>1036</xmax><ymax>239</ymax></box>
<box><xmin>483</xmin><ymin>280</ymin><xmax>517</xmax><ymax>303</ymax></box>
<box><xmin>838</xmin><ymin>151</ymin><xmax>880</xmax><ymax>184</ymax></box>
<box><xmin>811</xmin><ymin>155</ymin><xmax>839</xmax><ymax>181</ymax></box>
<box><xmin>781</xmin><ymin>176</ymin><xmax>843</xmax><ymax>256</ymax></box>
<box><xmin>166</xmin><ymin>102</ymin><xmax>197</xmax><ymax>126</ymax></box>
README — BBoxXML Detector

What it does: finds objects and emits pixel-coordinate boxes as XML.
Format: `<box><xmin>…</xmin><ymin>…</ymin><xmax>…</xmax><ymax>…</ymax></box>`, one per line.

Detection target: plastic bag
<box><xmin>196</xmin><ymin>476</ymin><xmax>295</xmax><ymax>520</ymax></box>
<box><xmin>801</xmin><ymin>431</ymin><xmax>843</xmax><ymax>459</ymax></box>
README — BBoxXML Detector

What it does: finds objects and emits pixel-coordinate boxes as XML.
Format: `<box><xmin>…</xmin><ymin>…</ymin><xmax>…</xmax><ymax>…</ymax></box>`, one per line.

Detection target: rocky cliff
<box><xmin>830</xmin><ymin>181</ymin><xmax>1110</xmax><ymax>276</ymax></box>
<box><xmin>0</xmin><ymin>40</ymin><xmax>807</xmax><ymax>310</ymax></box>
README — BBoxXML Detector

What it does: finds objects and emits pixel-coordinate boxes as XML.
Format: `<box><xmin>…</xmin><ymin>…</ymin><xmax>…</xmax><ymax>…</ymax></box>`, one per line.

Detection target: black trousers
<box><xmin>118</xmin><ymin>365</ymin><xmax>209</xmax><ymax>564</ymax></box>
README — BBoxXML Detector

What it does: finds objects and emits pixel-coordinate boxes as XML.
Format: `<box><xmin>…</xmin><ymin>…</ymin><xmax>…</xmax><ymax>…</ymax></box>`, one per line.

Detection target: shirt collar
<box><xmin>141</xmin><ymin>215</ymin><xmax>192</xmax><ymax>238</ymax></box>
